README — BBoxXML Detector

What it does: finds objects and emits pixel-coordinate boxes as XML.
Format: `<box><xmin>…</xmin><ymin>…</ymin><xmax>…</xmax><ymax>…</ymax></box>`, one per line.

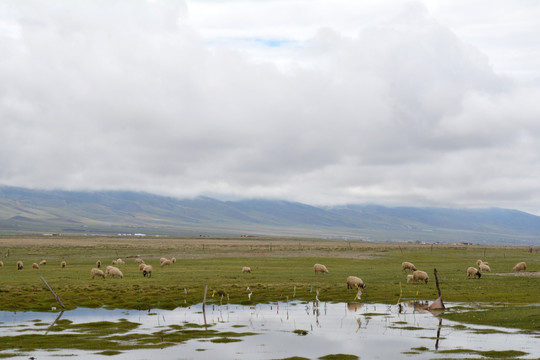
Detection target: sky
<box><xmin>2</xmin><ymin>0</ymin><xmax>540</xmax><ymax>214</ymax></box>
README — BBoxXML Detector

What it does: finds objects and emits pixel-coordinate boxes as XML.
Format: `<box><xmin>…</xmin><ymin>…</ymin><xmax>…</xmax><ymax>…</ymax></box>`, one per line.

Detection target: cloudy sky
<box><xmin>2</xmin><ymin>0</ymin><xmax>540</xmax><ymax>214</ymax></box>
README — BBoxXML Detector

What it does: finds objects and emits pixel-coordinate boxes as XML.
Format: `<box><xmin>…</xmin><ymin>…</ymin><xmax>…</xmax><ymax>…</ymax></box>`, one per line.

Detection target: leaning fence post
<box><xmin>40</xmin><ymin>276</ymin><xmax>65</xmax><ymax>308</ymax></box>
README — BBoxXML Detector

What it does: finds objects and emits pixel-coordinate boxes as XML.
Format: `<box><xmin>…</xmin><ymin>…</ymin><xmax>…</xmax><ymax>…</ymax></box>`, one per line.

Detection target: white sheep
<box><xmin>17</xmin><ymin>261</ymin><xmax>23</xmax><ymax>270</ymax></box>
<box><xmin>116</xmin><ymin>258</ymin><xmax>125</xmax><ymax>265</ymax></box>
<box><xmin>401</xmin><ymin>261</ymin><xmax>417</xmax><ymax>272</ymax></box>
<box><xmin>467</xmin><ymin>266</ymin><xmax>482</xmax><ymax>278</ymax></box>
<box><xmin>61</xmin><ymin>261</ymin><xmax>66</xmax><ymax>268</ymax></box>
<box><xmin>96</xmin><ymin>260</ymin><xmax>102</xmax><ymax>268</ymax></box>
<box><xmin>406</xmin><ymin>274</ymin><xmax>414</xmax><ymax>283</ymax></box>
<box><xmin>314</xmin><ymin>263</ymin><xmax>328</xmax><ymax>274</ymax></box>
<box><xmin>479</xmin><ymin>263</ymin><xmax>491</xmax><ymax>272</ymax></box>
<box><xmin>39</xmin><ymin>260</ymin><xmax>47</xmax><ymax>265</ymax></box>
<box><xmin>477</xmin><ymin>259</ymin><xmax>489</xmax><ymax>267</ymax></box>
<box><xmin>0</xmin><ymin>260</ymin><xmax>3</xmax><ymax>267</ymax></box>
<box><xmin>91</xmin><ymin>268</ymin><xmax>105</xmax><ymax>279</ymax></box>
<box><xmin>142</xmin><ymin>264</ymin><xmax>153</xmax><ymax>277</ymax></box>
<box><xmin>242</xmin><ymin>266</ymin><xmax>251</xmax><ymax>273</ymax></box>
<box><xmin>412</xmin><ymin>270</ymin><xmax>429</xmax><ymax>283</ymax></box>
<box><xmin>171</xmin><ymin>257</ymin><xmax>176</xmax><ymax>264</ymax></box>
<box><xmin>160</xmin><ymin>257</ymin><xmax>168</xmax><ymax>264</ymax></box>
<box><xmin>161</xmin><ymin>259</ymin><xmax>171</xmax><ymax>268</ymax></box>
<box><xmin>106</xmin><ymin>266</ymin><xmax>123</xmax><ymax>278</ymax></box>
<box><xmin>32</xmin><ymin>263</ymin><xmax>39</xmax><ymax>269</ymax></box>
<box><xmin>512</xmin><ymin>262</ymin><xmax>527</xmax><ymax>272</ymax></box>
<box><xmin>139</xmin><ymin>263</ymin><xmax>146</xmax><ymax>271</ymax></box>
<box><xmin>111</xmin><ymin>260</ymin><xmax>117</xmax><ymax>265</ymax></box>
<box><xmin>135</xmin><ymin>258</ymin><xmax>144</xmax><ymax>264</ymax></box>
<box><xmin>346</xmin><ymin>276</ymin><xmax>366</xmax><ymax>289</ymax></box>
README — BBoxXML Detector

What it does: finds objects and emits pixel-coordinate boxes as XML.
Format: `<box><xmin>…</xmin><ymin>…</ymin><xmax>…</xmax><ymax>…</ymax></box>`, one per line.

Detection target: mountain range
<box><xmin>1</xmin><ymin>186</ymin><xmax>539</xmax><ymax>245</ymax></box>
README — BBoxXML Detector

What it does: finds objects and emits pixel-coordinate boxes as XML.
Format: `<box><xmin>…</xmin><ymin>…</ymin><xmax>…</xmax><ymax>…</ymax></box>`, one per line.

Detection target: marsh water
<box><xmin>0</xmin><ymin>301</ymin><xmax>538</xmax><ymax>359</ymax></box>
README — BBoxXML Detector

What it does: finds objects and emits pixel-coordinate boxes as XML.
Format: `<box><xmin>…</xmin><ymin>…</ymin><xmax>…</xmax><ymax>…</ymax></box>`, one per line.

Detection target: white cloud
<box><xmin>2</xmin><ymin>0</ymin><xmax>540</xmax><ymax>214</ymax></box>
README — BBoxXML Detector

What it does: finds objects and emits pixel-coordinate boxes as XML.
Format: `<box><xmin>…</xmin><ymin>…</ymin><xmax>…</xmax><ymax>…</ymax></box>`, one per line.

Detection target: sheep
<box><xmin>479</xmin><ymin>263</ymin><xmax>491</xmax><ymax>272</ymax></box>
<box><xmin>512</xmin><ymin>262</ymin><xmax>527</xmax><ymax>272</ymax></box>
<box><xmin>0</xmin><ymin>260</ymin><xmax>3</xmax><ymax>267</ymax></box>
<box><xmin>96</xmin><ymin>260</ymin><xmax>102</xmax><ymax>268</ymax></box>
<box><xmin>106</xmin><ymin>266</ymin><xmax>123</xmax><ymax>278</ymax></box>
<box><xmin>242</xmin><ymin>266</ymin><xmax>251</xmax><ymax>273</ymax></box>
<box><xmin>32</xmin><ymin>263</ymin><xmax>39</xmax><ymax>269</ymax></box>
<box><xmin>406</xmin><ymin>274</ymin><xmax>414</xmax><ymax>283</ymax></box>
<box><xmin>61</xmin><ymin>261</ymin><xmax>66</xmax><ymax>268</ymax></box>
<box><xmin>346</xmin><ymin>276</ymin><xmax>366</xmax><ymax>289</ymax></box>
<box><xmin>467</xmin><ymin>267</ymin><xmax>482</xmax><ymax>278</ymax></box>
<box><xmin>116</xmin><ymin>258</ymin><xmax>125</xmax><ymax>265</ymax></box>
<box><xmin>160</xmin><ymin>257</ymin><xmax>168</xmax><ymax>264</ymax></box>
<box><xmin>139</xmin><ymin>263</ymin><xmax>146</xmax><ymax>271</ymax></box>
<box><xmin>477</xmin><ymin>259</ymin><xmax>489</xmax><ymax>267</ymax></box>
<box><xmin>17</xmin><ymin>261</ymin><xmax>23</xmax><ymax>270</ymax></box>
<box><xmin>91</xmin><ymin>268</ymin><xmax>105</xmax><ymax>279</ymax></box>
<box><xmin>401</xmin><ymin>261</ymin><xmax>417</xmax><ymax>272</ymax></box>
<box><xmin>161</xmin><ymin>259</ymin><xmax>171</xmax><ymax>268</ymax></box>
<box><xmin>39</xmin><ymin>260</ymin><xmax>47</xmax><ymax>265</ymax></box>
<box><xmin>142</xmin><ymin>264</ymin><xmax>153</xmax><ymax>278</ymax></box>
<box><xmin>412</xmin><ymin>270</ymin><xmax>429</xmax><ymax>283</ymax></box>
<box><xmin>171</xmin><ymin>257</ymin><xmax>176</xmax><ymax>264</ymax></box>
<box><xmin>111</xmin><ymin>260</ymin><xmax>117</xmax><ymax>265</ymax></box>
<box><xmin>135</xmin><ymin>258</ymin><xmax>144</xmax><ymax>264</ymax></box>
<box><xmin>314</xmin><ymin>263</ymin><xmax>328</xmax><ymax>274</ymax></box>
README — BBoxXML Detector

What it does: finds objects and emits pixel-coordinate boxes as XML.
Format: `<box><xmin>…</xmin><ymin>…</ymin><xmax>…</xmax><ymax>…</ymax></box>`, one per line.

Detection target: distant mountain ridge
<box><xmin>1</xmin><ymin>186</ymin><xmax>539</xmax><ymax>245</ymax></box>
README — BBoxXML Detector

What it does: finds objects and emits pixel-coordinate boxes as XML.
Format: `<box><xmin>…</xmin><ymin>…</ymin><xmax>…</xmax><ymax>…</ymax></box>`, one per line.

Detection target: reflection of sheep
<box><xmin>91</xmin><ymin>268</ymin><xmax>105</xmax><ymax>279</ymax></box>
<box><xmin>142</xmin><ymin>265</ymin><xmax>153</xmax><ymax>277</ymax></box>
<box><xmin>467</xmin><ymin>267</ymin><xmax>481</xmax><ymax>278</ymax></box>
<box><xmin>61</xmin><ymin>261</ymin><xmax>66</xmax><ymax>268</ymax></box>
<box><xmin>17</xmin><ymin>261</ymin><xmax>23</xmax><ymax>270</ymax></box>
<box><xmin>401</xmin><ymin>261</ymin><xmax>417</xmax><ymax>272</ymax></box>
<box><xmin>106</xmin><ymin>266</ymin><xmax>123</xmax><ymax>278</ymax></box>
<box><xmin>512</xmin><ymin>262</ymin><xmax>526</xmax><ymax>272</ymax></box>
<box><xmin>39</xmin><ymin>260</ymin><xmax>47</xmax><ymax>265</ymax></box>
<box><xmin>171</xmin><ymin>257</ymin><xmax>176</xmax><ymax>264</ymax></box>
<box><xmin>479</xmin><ymin>263</ymin><xmax>491</xmax><ymax>272</ymax></box>
<box><xmin>242</xmin><ymin>266</ymin><xmax>251</xmax><ymax>273</ymax></box>
<box><xmin>314</xmin><ymin>263</ymin><xmax>328</xmax><ymax>274</ymax></box>
<box><xmin>96</xmin><ymin>260</ymin><xmax>102</xmax><ymax>268</ymax></box>
<box><xmin>32</xmin><ymin>263</ymin><xmax>39</xmax><ymax>269</ymax></box>
<box><xmin>161</xmin><ymin>259</ymin><xmax>171</xmax><ymax>268</ymax></box>
<box><xmin>346</xmin><ymin>276</ymin><xmax>366</xmax><ymax>289</ymax></box>
<box><xmin>412</xmin><ymin>270</ymin><xmax>429</xmax><ymax>283</ymax></box>
<box><xmin>406</xmin><ymin>274</ymin><xmax>414</xmax><ymax>283</ymax></box>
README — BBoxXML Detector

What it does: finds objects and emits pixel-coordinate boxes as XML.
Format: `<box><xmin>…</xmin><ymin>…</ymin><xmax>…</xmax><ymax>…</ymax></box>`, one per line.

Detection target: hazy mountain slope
<box><xmin>0</xmin><ymin>186</ymin><xmax>539</xmax><ymax>245</ymax></box>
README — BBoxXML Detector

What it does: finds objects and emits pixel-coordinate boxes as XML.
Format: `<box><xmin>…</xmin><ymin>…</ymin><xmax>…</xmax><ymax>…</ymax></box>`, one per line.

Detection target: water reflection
<box><xmin>0</xmin><ymin>302</ymin><xmax>538</xmax><ymax>360</ymax></box>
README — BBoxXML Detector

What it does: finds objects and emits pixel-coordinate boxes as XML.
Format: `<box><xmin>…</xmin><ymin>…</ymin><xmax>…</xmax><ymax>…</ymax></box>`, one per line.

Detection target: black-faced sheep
<box><xmin>412</xmin><ymin>270</ymin><xmax>429</xmax><ymax>283</ymax></box>
<box><xmin>314</xmin><ymin>263</ymin><xmax>328</xmax><ymax>274</ymax></box>
<box><xmin>401</xmin><ymin>261</ymin><xmax>417</xmax><ymax>272</ymax></box>
<box><xmin>17</xmin><ymin>261</ymin><xmax>23</xmax><ymax>270</ymax></box>
<box><xmin>106</xmin><ymin>265</ymin><xmax>123</xmax><ymax>278</ymax></box>
<box><xmin>242</xmin><ymin>266</ymin><xmax>251</xmax><ymax>273</ymax></box>
<box><xmin>91</xmin><ymin>268</ymin><xmax>105</xmax><ymax>279</ymax></box>
<box><xmin>346</xmin><ymin>276</ymin><xmax>366</xmax><ymax>289</ymax></box>
<box><xmin>142</xmin><ymin>265</ymin><xmax>153</xmax><ymax>277</ymax></box>
<box><xmin>39</xmin><ymin>260</ymin><xmax>47</xmax><ymax>265</ymax></box>
<box><xmin>512</xmin><ymin>262</ymin><xmax>526</xmax><ymax>272</ymax></box>
<box><xmin>32</xmin><ymin>263</ymin><xmax>39</xmax><ymax>269</ymax></box>
<box><xmin>467</xmin><ymin>266</ymin><xmax>482</xmax><ymax>278</ymax></box>
<box><xmin>96</xmin><ymin>260</ymin><xmax>102</xmax><ymax>268</ymax></box>
<box><xmin>61</xmin><ymin>261</ymin><xmax>66</xmax><ymax>268</ymax></box>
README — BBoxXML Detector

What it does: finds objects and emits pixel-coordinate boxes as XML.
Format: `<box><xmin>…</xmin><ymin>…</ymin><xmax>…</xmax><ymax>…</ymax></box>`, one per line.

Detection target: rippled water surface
<box><xmin>0</xmin><ymin>301</ymin><xmax>538</xmax><ymax>359</ymax></box>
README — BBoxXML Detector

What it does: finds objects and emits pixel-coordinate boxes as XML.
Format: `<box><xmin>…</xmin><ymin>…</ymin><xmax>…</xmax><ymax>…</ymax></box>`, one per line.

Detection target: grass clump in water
<box><xmin>319</xmin><ymin>355</ymin><xmax>359</xmax><ymax>360</ymax></box>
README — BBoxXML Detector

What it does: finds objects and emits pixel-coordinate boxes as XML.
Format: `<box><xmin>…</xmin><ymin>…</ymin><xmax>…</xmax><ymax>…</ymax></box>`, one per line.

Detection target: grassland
<box><xmin>0</xmin><ymin>235</ymin><xmax>538</xmax><ymax>331</ymax></box>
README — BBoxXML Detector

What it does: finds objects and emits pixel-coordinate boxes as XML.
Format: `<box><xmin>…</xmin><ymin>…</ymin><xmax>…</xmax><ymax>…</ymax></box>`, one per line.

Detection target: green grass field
<box><xmin>0</xmin><ymin>235</ymin><xmax>538</xmax><ymax>330</ymax></box>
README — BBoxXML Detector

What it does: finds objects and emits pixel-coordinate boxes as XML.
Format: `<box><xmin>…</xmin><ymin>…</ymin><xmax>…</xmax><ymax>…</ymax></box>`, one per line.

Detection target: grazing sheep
<box><xmin>116</xmin><ymin>258</ymin><xmax>125</xmax><ymax>265</ymax></box>
<box><xmin>111</xmin><ymin>260</ymin><xmax>117</xmax><ymax>265</ymax></box>
<box><xmin>139</xmin><ymin>263</ymin><xmax>146</xmax><ymax>271</ymax></box>
<box><xmin>142</xmin><ymin>264</ymin><xmax>153</xmax><ymax>277</ymax></box>
<box><xmin>406</xmin><ymin>274</ymin><xmax>414</xmax><ymax>283</ymax></box>
<box><xmin>401</xmin><ymin>261</ymin><xmax>417</xmax><ymax>272</ymax></box>
<box><xmin>160</xmin><ymin>257</ymin><xmax>168</xmax><ymax>264</ymax></box>
<box><xmin>91</xmin><ymin>268</ymin><xmax>105</xmax><ymax>279</ymax></box>
<box><xmin>161</xmin><ymin>259</ymin><xmax>171</xmax><ymax>268</ymax></box>
<box><xmin>106</xmin><ymin>266</ymin><xmax>123</xmax><ymax>278</ymax></box>
<box><xmin>17</xmin><ymin>261</ymin><xmax>23</xmax><ymax>270</ymax></box>
<box><xmin>242</xmin><ymin>266</ymin><xmax>251</xmax><ymax>273</ymax></box>
<box><xmin>39</xmin><ymin>260</ymin><xmax>47</xmax><ymax>265</ymax></box>
<box><xmin>467</xmin><ymin>267</ymin><xmax>482</xmax><ymax>278</ymax></box>
<box><xmin>96</xmin><ymin>260</ymin><xmax>102</xmax><ymax>268</ymax></box>
<box><xmin>479</xmin><ymin>263</ymin><xmax>491</xmax><ymax>272</ymax></box>
<box><xmin>32</xmin><ymin>263</ymin><xmax>39</xmax><ymax>269</ymax></box>
<box><xmin>0</xmin><ymin>260</ymin><xmax>3</xmax><ymax>267</ymax></box>
<box><xmin>477</xmin><ymin>259</ymin><xmax>489</xmax><ymax>267</ymax></box>
<box><xmin>314</xmin><ymin>263</ymin><xmax>329</xmax><ymax>274</ymax></box>
<box><xmin>135</xmin><ymin>258</ymin><xmax>144</xmax><ymax>264</ymax></box>
<box><xmin>61</xmin><ymin>261</ymin><xmax>66</xmax><ymax>268</ymax></box>
<box><xmin>412</xmin><ymin>270</ymin><xmax>429</xmax><ymax>283</ymax></box>
<box><xmin>512</xmin><ymin>262</ymin><xmax>527</xmax><ymax>272</ymax></box>
<box><xmin>171</xmin><ymin>257</ymin><xmax>176</xmax><ymax>264</ymax></box>
<box><xmin>346</xmin><ymin>276</ymin><xmax>366</xmax><ymax>289</ymax></box>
